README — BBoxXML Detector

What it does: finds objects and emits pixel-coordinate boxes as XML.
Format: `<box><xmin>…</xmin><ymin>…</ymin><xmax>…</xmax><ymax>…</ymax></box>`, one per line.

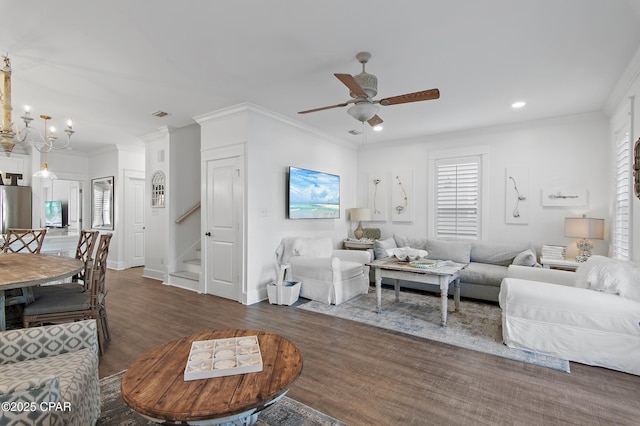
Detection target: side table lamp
<box><xmin>350</xmin><ymin>208</ymin><xmax>372</xmax><ymax>240</ymax></box>
<box><xmin>564</xmin><ymin>215</ymin><xmax>604</xmax><ymax>262</ymax></box>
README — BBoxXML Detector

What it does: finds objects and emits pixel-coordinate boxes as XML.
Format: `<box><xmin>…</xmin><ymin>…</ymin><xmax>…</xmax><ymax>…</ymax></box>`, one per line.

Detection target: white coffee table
<box><xmin>368</xmin><ymin>258</ymin><xmax>467</xmax><ymax>326</ymax></box>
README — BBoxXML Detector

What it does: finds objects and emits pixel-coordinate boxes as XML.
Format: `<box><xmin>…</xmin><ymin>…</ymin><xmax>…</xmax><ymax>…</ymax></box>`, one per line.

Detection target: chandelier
<box><xmin>1</xmin><ymin>55</ymin><xmax>75</xmax><ymax>158</ymax></box>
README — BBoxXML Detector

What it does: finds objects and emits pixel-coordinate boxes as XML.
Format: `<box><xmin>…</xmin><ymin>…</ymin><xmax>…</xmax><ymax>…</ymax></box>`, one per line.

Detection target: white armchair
<box><xmin>276</xmin><ymin>237</ymin><xmax>371</xmax><ymax>305</ymax></box>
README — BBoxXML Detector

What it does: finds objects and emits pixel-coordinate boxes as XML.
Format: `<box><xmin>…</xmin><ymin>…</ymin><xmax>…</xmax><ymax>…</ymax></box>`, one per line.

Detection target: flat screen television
<box><xmin>288</xmin><ymin>166</ymin><xmax>340</xmax><ymax>219</ymax></box>
<box><xmin>44</xmin><ymin>200</ymin><xmax>63</xmax><ymax>228</ymax></box>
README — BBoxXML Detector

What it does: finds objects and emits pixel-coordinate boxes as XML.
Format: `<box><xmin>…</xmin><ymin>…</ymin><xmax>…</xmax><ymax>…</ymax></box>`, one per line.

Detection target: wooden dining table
<box><xmin>0</xmin><ymin>253</ymin><xmax>85</xmax><ymax>330</ymax></box>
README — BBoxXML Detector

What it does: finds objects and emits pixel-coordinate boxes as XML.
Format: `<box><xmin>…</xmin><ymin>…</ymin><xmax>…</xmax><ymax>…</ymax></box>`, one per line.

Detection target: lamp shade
<box><xmin>564</xmin><ymin>217</ymin><xmax>604</xmax><ymax>239</ymax></box>
<box><xmin>350</xmin><ymin>208</ymin><xmax>372</xmax><ymax>222</ymax></box>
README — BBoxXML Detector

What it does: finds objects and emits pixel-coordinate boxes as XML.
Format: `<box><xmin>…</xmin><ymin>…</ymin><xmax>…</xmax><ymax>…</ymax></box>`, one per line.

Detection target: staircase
<box><xmin>168</xmin><ymin>248</ymin><xmax>201</xmax><ymax>292</ymax></box>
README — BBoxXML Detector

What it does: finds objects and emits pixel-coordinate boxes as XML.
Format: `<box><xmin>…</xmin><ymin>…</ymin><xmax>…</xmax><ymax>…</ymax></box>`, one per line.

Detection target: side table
<box><xmin>541</xmin><ymin>257</ymin><xmax>580</xmax><ymax>271</ymax></box>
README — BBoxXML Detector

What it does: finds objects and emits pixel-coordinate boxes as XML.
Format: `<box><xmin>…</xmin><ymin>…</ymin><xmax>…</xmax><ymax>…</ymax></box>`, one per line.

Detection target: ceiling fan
<box><xmin>298</xmin><ymin>51</ymin><xmax>440</xmax><ymax>127</ymax></box>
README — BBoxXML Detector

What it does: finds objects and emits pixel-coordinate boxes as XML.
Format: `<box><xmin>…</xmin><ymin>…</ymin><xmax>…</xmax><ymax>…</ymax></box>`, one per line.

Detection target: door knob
<box><xmin>205</xmin><ymin>232</ymin><xmax>211</xmax><ymax>237</ymax></box>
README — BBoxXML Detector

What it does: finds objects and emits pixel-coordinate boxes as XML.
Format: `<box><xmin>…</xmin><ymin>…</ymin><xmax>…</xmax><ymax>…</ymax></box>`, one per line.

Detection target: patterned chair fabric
<box><xmin>0</xmin><ymin>320</ymin><xmax>101</xmax><ymax>425</ymax></box>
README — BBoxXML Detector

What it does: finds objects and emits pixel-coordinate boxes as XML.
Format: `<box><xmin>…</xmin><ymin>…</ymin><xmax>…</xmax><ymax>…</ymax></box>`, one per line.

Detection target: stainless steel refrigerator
<box><xmin>0</xmin><ymin>186</ymin><xmax>32</xmax><ymax>234</ymax></box>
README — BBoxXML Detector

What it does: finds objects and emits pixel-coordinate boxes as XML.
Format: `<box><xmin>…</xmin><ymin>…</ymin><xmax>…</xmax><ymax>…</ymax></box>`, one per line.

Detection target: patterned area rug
<box><xmin>98</xmin><ymin>371</ymin><xmax>346</xmax><ymax>425</ymax></box>
<box><xmin>298</xmin><ymin>287</ymin><xmax>570</xmax><ymax>372</ymax></box>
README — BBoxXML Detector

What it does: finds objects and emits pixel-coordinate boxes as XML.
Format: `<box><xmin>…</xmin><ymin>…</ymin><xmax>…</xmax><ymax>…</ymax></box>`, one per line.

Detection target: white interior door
<box><xmin>125</xmin><ymin>174</ymin><xmax>145</xmax><ymax>268</ymax></box>
<box><xmin>204</xmin><ymin>155</ymin><xmax>243</xmax><ymax>300</ymax></box>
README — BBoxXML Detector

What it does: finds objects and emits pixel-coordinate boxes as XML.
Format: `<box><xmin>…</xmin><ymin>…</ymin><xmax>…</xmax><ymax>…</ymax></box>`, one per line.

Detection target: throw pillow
<box><xmin>426</xmin><ymin>239</ymin><xmax>471</xmax><ymax>263</ymax></box>
<box><xmin>512</xmin><ymin>249</ymin><xmax>538</xmax><ymax>267</ymax></box>
<box><xmin>393</xmin><ymin>234</ymin><xmax>428</xmax><ymax>250</ymax></box>
<box><xmin>293</xmin><ymin>238</ymin><xmax>333</xmax><ymax>258</ymax></box>
<box><xmin>374</xmin><ymin>237</ymin><xmax>397</xmax><ymax>259</ymax></box>
<box><xmin>586</xmin><ymin>260</ymin><xmax>626</xmax><ymax>294</ymax></box>
<box><xmin>574</xmin><ymin>255</ymin><xmax>610</xmax><ymax>289</ymax></box>
<box><xmin>618</xmin><ymin>262</ymin><xmax>640</xmax><ymax>303</ymax></box>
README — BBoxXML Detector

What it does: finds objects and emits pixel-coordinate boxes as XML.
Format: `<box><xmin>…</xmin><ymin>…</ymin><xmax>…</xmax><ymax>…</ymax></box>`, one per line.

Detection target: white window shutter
<box><xmin>435</xmin><ymin>159</ymin><xmax>480</xmax><ymax>240</ymax></box>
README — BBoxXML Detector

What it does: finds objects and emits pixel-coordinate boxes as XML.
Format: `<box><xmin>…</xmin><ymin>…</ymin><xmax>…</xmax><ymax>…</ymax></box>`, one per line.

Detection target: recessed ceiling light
<box><xmin>511</xmin><ymin>101</ymin><xmax>526</xmax><ymax>109</ymax></box>
<box><xmin>372</xmin><ymin>125</ymin><xmax>383</xmax><ymax>132</ymax></box>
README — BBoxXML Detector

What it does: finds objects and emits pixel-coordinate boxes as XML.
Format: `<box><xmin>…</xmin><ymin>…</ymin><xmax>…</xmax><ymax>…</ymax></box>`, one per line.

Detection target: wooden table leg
<box><xmin>394</xmin><ymin>279</ymin><xmax>400</xmax><ymax>301</ymax></box>
<box><xmin>375</xmin><ymin>268</ymin><xmax>382</xmax><ymax>314</ymax></box>
<box><xmin>0</xmin><ymin>290</ymin><xmax>5</xmax><ymax>331</ymax></box>
<box><xmin>439</xmin><ymin>275</ymin><xmax>449</xmax><ymax>326</ymax></box>
<box><xmin>453</xmin><ymin>276</ymin><xmax>460</xmax><ymax>312</ymax></box>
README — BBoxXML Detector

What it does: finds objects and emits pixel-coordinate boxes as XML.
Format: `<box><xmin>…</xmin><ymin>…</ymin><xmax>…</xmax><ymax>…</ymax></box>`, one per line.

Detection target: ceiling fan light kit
<box><xmin>298</xmin><ymin>51</ymin><xmax>440</xmax><ymax>128</ymax></box>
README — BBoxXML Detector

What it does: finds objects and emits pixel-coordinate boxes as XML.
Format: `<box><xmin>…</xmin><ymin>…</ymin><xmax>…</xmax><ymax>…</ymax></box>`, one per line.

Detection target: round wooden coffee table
<box><xmin>121</xmin><ymin>329</ymin><xmax>303</xmax><ymax>425</ymax></box>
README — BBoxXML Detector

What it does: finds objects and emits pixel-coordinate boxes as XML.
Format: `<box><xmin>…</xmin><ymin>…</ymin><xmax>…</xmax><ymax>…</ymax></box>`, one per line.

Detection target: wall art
<box><xmin>368</xmin><ymin>173</ymin><xmax>387</xmax><ymax>221</ymax></box>
<box><xmin>541</xmin><ymin>188</ymin><xmax>587</xmax><ymax>207</ymax></box>
<box><xmin>505</xmin><ymin>167</ymin><xmax>528</xmax><ymax>224</ymax></box>
<box><xmin>391</xmin><ymin>169</ymin><xmax>413</xmax><ymax>222</ymax></box>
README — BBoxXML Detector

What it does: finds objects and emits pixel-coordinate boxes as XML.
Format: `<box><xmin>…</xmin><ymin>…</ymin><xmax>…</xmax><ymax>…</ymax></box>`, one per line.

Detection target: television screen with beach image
<box><xmin>288</xmin><ymin>167</ymin><xmax>340</xmax><ymax>219</ymax></box>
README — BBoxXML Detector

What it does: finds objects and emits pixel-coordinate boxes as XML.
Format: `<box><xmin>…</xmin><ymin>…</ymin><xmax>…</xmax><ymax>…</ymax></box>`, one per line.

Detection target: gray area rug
<box><xmin>98</xmin><ymin>370</ymin><xmax>347</xmax><ymax>425</ymax></box>
<box><xmin>298</xmin><ymin>287</ymin><xmax>570</xmax><ymax>372</ymax></box>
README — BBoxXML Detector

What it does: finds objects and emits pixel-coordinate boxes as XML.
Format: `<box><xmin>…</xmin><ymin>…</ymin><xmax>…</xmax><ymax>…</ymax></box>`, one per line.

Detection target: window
<box><xmin>612</xmin><ymin>131</ymin><xmax>631</xmax><ymax>260</ymax></box>
<box><xmin>434</xmin><ymin>156</ymin><xmax>481</xmax><ymax>240</ymax></box>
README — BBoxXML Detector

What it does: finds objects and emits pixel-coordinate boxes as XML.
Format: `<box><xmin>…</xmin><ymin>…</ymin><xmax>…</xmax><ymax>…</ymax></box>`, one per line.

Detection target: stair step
<box><xmin>170</xmin><ymin>270</ymin><xmax>200</xmax><ymax>281</ymax></box>
<box><xmin>184</xmin><ymin>258</ymin><xmax>201</xmax><ymax>266</ymax></box>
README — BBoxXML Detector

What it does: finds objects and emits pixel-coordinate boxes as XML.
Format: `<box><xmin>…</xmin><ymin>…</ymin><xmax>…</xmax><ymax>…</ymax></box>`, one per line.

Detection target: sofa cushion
<box><xmin>426</xmin><ymin>239</ymin><xmax>471</xmax><ymax>264</ymax></box>
<box><xmin>470</xmin><ymin>240</ymin><xmax>532</xmax><ymax>266</ymax></box>
<box><xmin>393</xmin><ymin>234</ymin><xmax>427</xmax><ymax>250</ymax></box>
<box><xmin>293</xmin><ymin>238</ymin><xmax>333</xmax><ymax>258</ymax></box>
<box><xmin>460</xmin><ymin>263</ymin><xmax>507</xmax><ymax>287</ymax></box>
<box><xmin>374</xmin><ymin>237</ymin><xmax>397</xmax><ymax>259</ymax></box>
<box><xmin>512</xmin><ymin>249</ymin><xmax>538</xmax><ymax>267</ymax></box>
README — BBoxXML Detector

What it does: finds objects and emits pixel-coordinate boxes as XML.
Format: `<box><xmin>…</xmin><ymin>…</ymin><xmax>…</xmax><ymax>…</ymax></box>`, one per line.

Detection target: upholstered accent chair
<box><xmin>0</xmin><ymin>319</ymin><xmax>101</xmax><ymax>425</ymax></box>
<box><xmin>276</xmin><ymin>237</ymin><xmax>371</xmax><ymax>305</ymax></box>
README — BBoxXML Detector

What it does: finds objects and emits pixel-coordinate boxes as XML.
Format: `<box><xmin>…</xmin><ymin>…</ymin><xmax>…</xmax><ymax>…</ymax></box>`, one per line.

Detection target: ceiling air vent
<box><xmin>348</xmin><ymin>129</ymin><xmax>362</xmax><ymax>135</ymax></box>
<box><xmin>151</xmin><ymin>110</ymin><xmax>169</xmax><ymax>118</ymax></box>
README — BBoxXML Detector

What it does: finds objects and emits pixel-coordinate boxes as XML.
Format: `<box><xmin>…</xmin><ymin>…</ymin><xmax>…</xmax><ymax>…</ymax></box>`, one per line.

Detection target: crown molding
<box><xmin>194</xmin><ymin>102</ymin><xmax>354</xmax><ymax>149</ymax></box>
<box><xmin>604</xmin><ymin>44</ymin><xmax>640</xmax><ymax>117</ymax></box>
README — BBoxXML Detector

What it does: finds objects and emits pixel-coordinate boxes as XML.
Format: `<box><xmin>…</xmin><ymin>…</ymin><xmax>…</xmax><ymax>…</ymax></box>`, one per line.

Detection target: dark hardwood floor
<box><xmin>100</xmin><ymin>267</ymin><xmax>640</xmax><ymax>425</ymax></box>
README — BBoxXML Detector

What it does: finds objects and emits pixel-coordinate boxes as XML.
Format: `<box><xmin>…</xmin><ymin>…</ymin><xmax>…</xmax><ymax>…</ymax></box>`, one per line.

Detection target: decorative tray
<box><xmin>184</xmin><ymin>336</ymin><xmax>263</xmax><ymax>381</ymax></box>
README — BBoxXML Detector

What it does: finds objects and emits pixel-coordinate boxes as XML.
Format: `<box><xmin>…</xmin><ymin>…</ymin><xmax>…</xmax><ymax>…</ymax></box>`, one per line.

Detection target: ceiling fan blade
<box><xmin>298</xmin><ymin>102</ymin><xmax>349</xmax><ymax>114</ymax></box>
<box><xmin>367</xmin><ymin>115</ymin><xmax>383</xmax><ymax>127</ymax></box>
<box><xmin>334</xmin><ymin>73</ymin><xmax>369</xmax><ymax>98</ymax></box>
<box><xmin>379</xmin><ymin>88</ymin><xmax>440</xmax><ymax>106</ymax></box>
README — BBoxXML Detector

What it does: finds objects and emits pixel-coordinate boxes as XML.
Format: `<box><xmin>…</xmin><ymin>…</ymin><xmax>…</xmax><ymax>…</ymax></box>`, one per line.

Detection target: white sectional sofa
<box><xmin>500</xmin><ymin>257</ymin><xmax>640</xmax><ymax>376</ymax></box>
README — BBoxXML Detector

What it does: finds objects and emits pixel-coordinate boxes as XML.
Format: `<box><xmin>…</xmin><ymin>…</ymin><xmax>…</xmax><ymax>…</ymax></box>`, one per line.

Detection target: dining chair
<box><xmin>1</xmin><ymin>228</ymin><xmax>47</xmax><ymax>254</ymax></box>
<box><xmin>22</xmin><ymin>233</ymin><xmax>113</xmax><ymax>355</ymax></box>
<box><xmin>33</xmin><ymin>230</ymin><xmax>99</xmax><ymax>296</ymax></box>
<box><xmin>1</xmin><ymin>228</ymin><xmax>48</xmax><ymax>309</ymax></box>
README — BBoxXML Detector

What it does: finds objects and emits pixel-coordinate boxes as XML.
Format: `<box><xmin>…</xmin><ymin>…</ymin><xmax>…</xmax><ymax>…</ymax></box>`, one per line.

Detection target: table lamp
<box><xmin>350</xmin><ymin>208</ymin><xmax>372</xmax><ymax>239</ymax></box>
<box><xmin>564</xmin><ymin>215</ymin><xmax>604</xmax><ymax>262</ymax></box>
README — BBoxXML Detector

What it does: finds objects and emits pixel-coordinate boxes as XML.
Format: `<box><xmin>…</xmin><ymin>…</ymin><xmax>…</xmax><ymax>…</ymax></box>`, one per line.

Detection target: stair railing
<box><xmin>175</xmin><ymin>201</ymin><xmax>201</xmax><ymax>224</ymax></box>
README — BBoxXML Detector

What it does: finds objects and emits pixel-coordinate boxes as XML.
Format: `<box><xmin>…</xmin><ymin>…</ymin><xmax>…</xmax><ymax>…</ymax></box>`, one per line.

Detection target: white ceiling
<box><xmin>2</xmin><ymin>0</ymin><xmax>640</xmax><ymax>153</ymax></box>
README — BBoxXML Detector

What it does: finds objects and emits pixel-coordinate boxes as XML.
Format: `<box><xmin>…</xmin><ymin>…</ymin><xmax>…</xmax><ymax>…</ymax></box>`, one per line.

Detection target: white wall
<box><xmin>198</xmin><ymin>104</ymin><xmax>359</xmax><ymax>304</ymax></box>
<box><xmin>245</xmin><ymin>107</ymin><xmax>359</xmax><ymax>304</ymax></box>
<box><xmin>142</xmin><ymin>128</ymin><xmax>170</xmax><ymax>280</ymax></box>
<box><xmin>357</xmin><ymin>112</ymin><xmax>611</xmax><ymax>258</ymax></box>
